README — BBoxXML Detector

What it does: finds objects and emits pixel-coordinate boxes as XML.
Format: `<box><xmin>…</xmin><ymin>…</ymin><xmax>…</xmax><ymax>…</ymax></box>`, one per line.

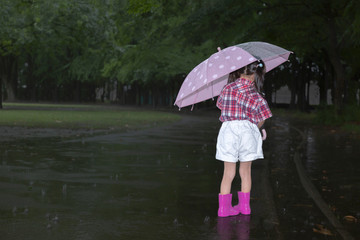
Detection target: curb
<box><xmin>290</xmin><ymin>126</ymin><xmax>354</xmax><ymax>240</ymax></box>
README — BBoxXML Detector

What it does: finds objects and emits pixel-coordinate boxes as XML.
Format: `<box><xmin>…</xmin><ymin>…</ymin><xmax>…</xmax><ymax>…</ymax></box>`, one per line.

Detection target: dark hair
<box><xmin>228</xmin><ymin>60</ymin><xmax>266</xmax><ymax>93</ymax></box>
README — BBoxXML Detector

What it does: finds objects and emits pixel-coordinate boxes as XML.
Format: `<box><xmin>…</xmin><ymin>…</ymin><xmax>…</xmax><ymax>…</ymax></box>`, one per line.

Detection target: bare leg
<box><xmin>220</xmin><ymin>162</ymin><xmax>236</xmax><ymax>195</ymax></box>
<box><xmin>239</xmin><ymin>161</ymin><xmax>252</xmax><ymax>193</ymax></box>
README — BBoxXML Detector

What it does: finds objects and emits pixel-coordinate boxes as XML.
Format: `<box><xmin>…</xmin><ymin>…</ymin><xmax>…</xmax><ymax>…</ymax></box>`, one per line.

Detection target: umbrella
<box><xmin>174</xmin><ymin>41</ymin><xmax>292</xmax><ymax>109</ymax></box>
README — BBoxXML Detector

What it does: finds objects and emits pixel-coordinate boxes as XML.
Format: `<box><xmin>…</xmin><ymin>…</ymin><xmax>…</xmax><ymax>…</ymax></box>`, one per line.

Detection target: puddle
<box><xmin>1</xmin><ymin>113</ymin><xmax>357</xmax><ymax>239</ymax></box>
<box><xmin>0</xmin><ymin>115</ymin><xmax>252</xmax><ymax>239</ymax></box>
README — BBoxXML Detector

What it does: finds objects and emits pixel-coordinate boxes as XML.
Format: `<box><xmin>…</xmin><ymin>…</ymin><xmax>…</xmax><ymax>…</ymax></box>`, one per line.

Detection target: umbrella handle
<box><xmin>261</xmin><ymin>129</ymin><xmax>267</xmax><ymax>140</ymax></box>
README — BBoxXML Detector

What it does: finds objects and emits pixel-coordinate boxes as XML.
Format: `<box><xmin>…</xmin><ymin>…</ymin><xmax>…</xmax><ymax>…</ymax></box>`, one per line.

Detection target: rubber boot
<box><xmin>218</xmin><ymin>194</ymin><xmax>240</xmax><ymax>217</ymax></box>
<box><xmin>234</xmin><ymin>192</ymin><xmax>251</xmax><ymax>215</ymax></box>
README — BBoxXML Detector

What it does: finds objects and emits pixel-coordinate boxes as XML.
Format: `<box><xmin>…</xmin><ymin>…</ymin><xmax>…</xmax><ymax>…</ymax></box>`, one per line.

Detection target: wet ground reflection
<box><xmin>0</xmin><ymin>115</ymin><xmax>222</xmax><ymax>239</ymax></box>
<box><xmin>302</xmin><ymin>126</ymin><xmax>360</xmax><ymax>237</ymax></box>
<box><xmin>217</xmin><ymin>215</ymin><xmax>251</xmax><ymax>240</ymax></box>
<box><xmin>0</xmin><ymin>113</ymin><xmax>358</xmax><ymax>239</ymax></box>
<box><xmin>267</xmin><ymin>116</ymin><xmax>359</xmax><ymax>239</ymax></box>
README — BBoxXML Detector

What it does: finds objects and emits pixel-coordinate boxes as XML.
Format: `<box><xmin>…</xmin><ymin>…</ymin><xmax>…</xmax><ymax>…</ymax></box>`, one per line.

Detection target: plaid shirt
<box><xmin>216</xmin><ymin>78</ymin><xmax>272</xmax><ymax>125</ymax></box>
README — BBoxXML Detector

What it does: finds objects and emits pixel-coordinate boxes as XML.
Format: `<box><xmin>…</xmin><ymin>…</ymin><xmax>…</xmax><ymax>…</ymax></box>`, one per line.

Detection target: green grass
<box><xmin>0</xmin><ymin>103</ymin><xmax>181</xmax><ymax>130</ymax></box>
<box><xmin>3</xmin><ymin>102</ymin><xmax>97</xmax><ymax>109</ymax></box>
<box><xmin>272</xmin><ymin>106</ymin><xmax>360</xmax><ymax>133</ymax></box>
<box><xmin>272</xmin><ymin>108</ymin><xmax>316</xmax><ymax>121</ymax></box>
<box><xmin>315</xmin><ymin>105</ymin><xmax>360</xmax><ymax>133</ymax></box>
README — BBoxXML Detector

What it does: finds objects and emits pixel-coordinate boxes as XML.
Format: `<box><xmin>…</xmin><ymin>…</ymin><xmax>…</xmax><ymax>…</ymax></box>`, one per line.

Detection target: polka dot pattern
<box><xmin>175</xmin><ymin>42</ymin><xmax>292</xmax><ymax>108</ymax></box>
<box><xmin>175</xmin><ymin>46</ymin><xmax>257</xmax><ymax>106</ymax></box>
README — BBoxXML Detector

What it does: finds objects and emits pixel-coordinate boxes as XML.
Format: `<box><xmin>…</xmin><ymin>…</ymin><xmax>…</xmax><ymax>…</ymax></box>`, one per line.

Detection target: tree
<box><xmin>0</xmin><ymin>0</ymin><xmax>28</xmax><ymax>107</ymax></box>
<box><xmin>248</xmin><ymin>0</ymin><xmax>358</xmax><ymax>111</ymax></box>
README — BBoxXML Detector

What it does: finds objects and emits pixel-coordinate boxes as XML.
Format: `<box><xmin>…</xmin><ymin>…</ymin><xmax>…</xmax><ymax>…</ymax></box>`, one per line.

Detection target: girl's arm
<box><xmin>216</xmin><ymin>96</ymin><xmax>223</xmax><ymax>110</ymax></box>
<box><xmin>257</xmin><ymin>120</ymin><xmax>265</xmax><ymax>129</ymax></box>
<box><xmin>258</xmin><ymin>120</ymin><xmax>267</xmax><ymax>140</ymax></box>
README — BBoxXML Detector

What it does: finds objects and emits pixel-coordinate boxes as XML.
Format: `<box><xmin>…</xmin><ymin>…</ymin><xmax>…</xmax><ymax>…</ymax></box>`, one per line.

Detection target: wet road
<box><xmin>266</xmin><ymin>116</ymin><xmax>359</xmax><ymax>239</ymax></box>
<box><xmin>0</xmin><ymin>111</ymin><xmax>358</xmax><ymax>239</ymax></box>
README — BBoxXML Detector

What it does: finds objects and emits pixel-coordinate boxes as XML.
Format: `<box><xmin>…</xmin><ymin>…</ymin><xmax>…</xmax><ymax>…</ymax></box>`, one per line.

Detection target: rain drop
<box><xmin>62</xmin><ymin>184</ymin><xmax>67</xmax><ymax>194</ymax></box>
<box><xmin>204</xmin><ymin>216</ymin><xmax>210</xmax><ymax>223</ymax></box>
<box><xmin>28</xmin><ymin>181</ymin><xmax>34</xmax><ymax>191</ymax></box>
<box><xmin>23</xmin><ymin>207</ymin><xmax>29</xmax><ymax>215</ymax></box>
<box><xmin>52</xmin><ymin>214</ymin><xmax>59</xmax><ymax>223</ymax></box>
<box><xmin>12</xmin><ymin>206</ymin><xmax>17</xmax><ymax>215</ymax></box>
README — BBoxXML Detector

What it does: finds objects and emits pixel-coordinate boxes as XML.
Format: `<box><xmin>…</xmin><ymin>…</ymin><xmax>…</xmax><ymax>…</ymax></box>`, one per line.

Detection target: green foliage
<box><xmin>0</xmin><ymin>0</ymin><xmax>358</xmax><ymax>109</ymax></box>
<box><xmin>127</xmin><ymin>0</ymin><xmax>161</xmax><ymax>15</ymax></box>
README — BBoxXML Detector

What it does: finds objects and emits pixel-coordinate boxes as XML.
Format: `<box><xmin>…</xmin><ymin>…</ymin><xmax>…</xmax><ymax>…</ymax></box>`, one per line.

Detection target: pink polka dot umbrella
<box><xmin>174</xmin><ymin>41</ymin><xmax>292</xmax><ymax>109</ymax></box>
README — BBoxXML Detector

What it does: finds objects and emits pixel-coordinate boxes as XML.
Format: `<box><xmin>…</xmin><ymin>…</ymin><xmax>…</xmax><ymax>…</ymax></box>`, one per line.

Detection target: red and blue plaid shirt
<box><xmin>216</xmin><ymin>78</ymin><xmax>272</xmax><ymax>124</ymax></box>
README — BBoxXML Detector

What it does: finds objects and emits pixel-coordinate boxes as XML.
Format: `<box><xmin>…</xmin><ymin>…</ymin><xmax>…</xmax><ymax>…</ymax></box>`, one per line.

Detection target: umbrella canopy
<box><xmin>174</xmin><ymin>41</ymin><xmax>291</xmax><ymax>109</ymax></box>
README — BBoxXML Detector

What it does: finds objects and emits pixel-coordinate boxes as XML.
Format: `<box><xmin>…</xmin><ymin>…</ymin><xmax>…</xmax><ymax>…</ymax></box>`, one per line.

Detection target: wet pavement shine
<box><xmin>0</xmin><ymin>110</ymin><xmax>359</xmax><ymax>240</ymax></box>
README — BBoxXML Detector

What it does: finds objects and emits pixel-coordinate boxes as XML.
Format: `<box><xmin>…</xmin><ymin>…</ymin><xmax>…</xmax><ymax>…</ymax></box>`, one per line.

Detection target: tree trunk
<box><xmin>289</xmin><ymin>77</ymin><xmax>297</xmax><ymax>109</ymax></box>
<box><xmin>0</xmin><ymin>78</ymin><xmax>3</xmax><ymax>109</ymax></box>
<box><xmin>327</xmin><ymin>19</ymin><xmax>346</xmax><ymax>111</ymax></box>
<box><xmin>5</xmin><ymin>81</ymin><xmax>16</xmax><ymax>102</ymax></box>
<box><xmin>319</xmin><ymin>54</ymin><xmax>333</xmax><ymax>105</ymax></box>
<box><xmin>347</xmin><ymin>75</ymin><xmax>360</xmax><ymax>105</ymax></box>
<box><xmin>0</xmin><ymin>55</ymin><xmax>17</xmax><ymax>102</ymax></box>
<box><xmin>296</xmin><ymin>65</ymin><xmax>307</xmax><ymax>111</ymax></box>
<box><xmin>318</xmin><ymin>71</ymin><xmax>327</xmax><ymax>105</ymax></box>
<box><xmin>264</xmin><ymin>75</ymin><xmax>273</xmax><ymax>107</ymax></box>
<box><xmin>290</xmin><ymin>58</ymin><xmax>300</xmax><ymax>109</ymax></box>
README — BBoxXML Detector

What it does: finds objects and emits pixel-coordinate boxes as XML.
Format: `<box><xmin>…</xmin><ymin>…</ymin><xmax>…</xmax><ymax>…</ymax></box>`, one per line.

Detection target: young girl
<box><xmin>216</xmin><ymin>60</ymin><xmax>272</xmax><ymax>217</ymax></box>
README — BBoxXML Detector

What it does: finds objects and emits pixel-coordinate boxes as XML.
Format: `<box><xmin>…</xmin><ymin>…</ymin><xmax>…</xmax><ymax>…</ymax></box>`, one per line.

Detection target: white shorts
<box><xmin>216</xmin><ymin>120</ymin><xmax>264</xmax><ymax>162</ymax></box>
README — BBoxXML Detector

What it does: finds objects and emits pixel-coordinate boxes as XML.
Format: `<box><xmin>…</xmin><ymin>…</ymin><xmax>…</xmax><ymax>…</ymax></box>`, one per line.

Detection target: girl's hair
<box><xmin>228</xmin><ymin>60</ymin><xmax>266</xmax><ymax>93</ymax></box>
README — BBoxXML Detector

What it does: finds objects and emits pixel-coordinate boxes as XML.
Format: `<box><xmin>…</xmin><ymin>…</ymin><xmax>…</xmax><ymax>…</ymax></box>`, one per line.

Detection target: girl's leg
<box><xmin>235</xmin><ymin>161</ymin><xmax>252</xmax><ymax>215</ymax></box>
<box><xmin>239</xmin><ymin>161</ymin><xmax>252</xmax><ymax>193</ymax></box>
<box><xmin>218</xmin><ymin>161</ymin><xmax>240</xmax><ymax>217</ymax></box>
<box><xmin>220</xmin><ymin>161</ymin><xmax>236</xmax><ymax>195</ymax></box>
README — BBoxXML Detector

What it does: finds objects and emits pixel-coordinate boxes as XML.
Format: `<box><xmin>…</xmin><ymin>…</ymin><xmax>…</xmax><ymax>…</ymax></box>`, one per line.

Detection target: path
<box><xmin>0</xmin><ymin>110</ymin><xmax>358</xmax><ymax>239</ymax></box>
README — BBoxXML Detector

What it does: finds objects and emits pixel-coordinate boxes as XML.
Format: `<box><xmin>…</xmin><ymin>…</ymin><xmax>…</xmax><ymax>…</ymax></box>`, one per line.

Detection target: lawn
<box><xmin>0</xmin><ymin>103</ymin><xmax>181</xmax><ymax>130</ymax></box>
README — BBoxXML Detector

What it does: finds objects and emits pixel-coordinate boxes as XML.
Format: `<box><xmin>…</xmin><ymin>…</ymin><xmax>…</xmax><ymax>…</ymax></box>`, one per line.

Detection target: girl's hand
<box><xmin>261</xmin><ymin>129</ymin><xmax>267</xmax><ymax>140</ymax></box>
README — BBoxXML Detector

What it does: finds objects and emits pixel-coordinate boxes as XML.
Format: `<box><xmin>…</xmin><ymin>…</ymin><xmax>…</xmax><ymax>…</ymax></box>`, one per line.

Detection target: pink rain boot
<box><xmin>218</xmin><ymin>194</ymin><xmax>240</xmax><ymax>217</ymax></box>
<box><xmin>234</xmin><ymin>192</ymin><xmax>251</xmax><ymax>215</ymax></box>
